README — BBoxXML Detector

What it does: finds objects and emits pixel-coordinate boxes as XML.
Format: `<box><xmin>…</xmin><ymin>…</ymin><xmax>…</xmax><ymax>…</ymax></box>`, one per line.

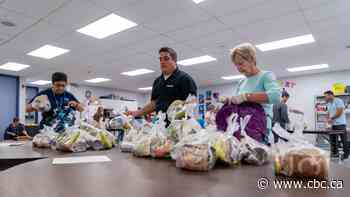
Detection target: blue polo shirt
<box><xmin>327</xmin><ymin>98</ymin><xmax>347</xmax><ymax>126</ymax></box>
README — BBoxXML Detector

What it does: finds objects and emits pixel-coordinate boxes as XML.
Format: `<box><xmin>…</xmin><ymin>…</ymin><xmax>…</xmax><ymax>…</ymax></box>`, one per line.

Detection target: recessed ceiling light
<box><xmin>138</xmin><ymin>87</ymin><xmax>152</xmax><ymax>91</ymax></box>
<box><xmin>27</xmin><ymin>45</ymin><xmax>70</xmax><ymax>59</ymax></box>
<box><xmin>221</xmin><ymin>75</ymin><xmax>245</xmax><ymax>80</ymax></box>
<box><xmin>85</xmin><ymin>78</ymin><xmax>111</xmax><ymax>83</ymax></box>
<box><xmin>121</xmin><ymin>69</ymin><xmax>154</xmax><ymax>76</ymax></box>
<box><xmin>0</xmin><ymin>62</ymin><xmax>30</xmax><ymax>71</ymax></box>
<box><xmin>193</xmin><ymin>0</ymin><xmax>206</xmax><ymax>3</ymax></box>
<box><xmin>256</xmin><ymin>34</ymin><xmax>315</xmax><ymax>51</ymax></box>
<box><xmin>178</xmin><ymin>55</ymin><xmax>217</xmax><ymax>66</ymax></box>
<box><xmin>287</xmin><ymin>64</ymin><xmax>329</xmax><ymax>72</ymax></box>
<box><xmin>77</xmin><ymin>13</ymin><xmax>137</xmax><ymax>39</ymax></box>
<box><xmin>30</xmin><ymin>80</ymin><xmax>51</xmax><ymax>85</ymax></box>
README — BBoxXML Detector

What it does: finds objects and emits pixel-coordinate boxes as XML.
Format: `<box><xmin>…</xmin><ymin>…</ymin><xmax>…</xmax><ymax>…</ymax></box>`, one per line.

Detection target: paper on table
<box><xmin>0</xmin><ymin>142</ymin><xmax>24</xmax><ymax>146</ymax></box>
<box><xmin>52</xmin><ymin>155</ymin><xmax>111</xmax><ymax>165</ymax></box>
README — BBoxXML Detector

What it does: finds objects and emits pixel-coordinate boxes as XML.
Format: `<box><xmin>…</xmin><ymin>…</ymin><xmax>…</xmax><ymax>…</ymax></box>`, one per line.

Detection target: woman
<box><xmin>228</xmin><ymin>43</ymin><xmax>281</xmax><ymax>144</ymax></box>
<box><xmin>92</xmin><ymin>106</ymin><xmax>105</xmax><ymax>129</ymax></box>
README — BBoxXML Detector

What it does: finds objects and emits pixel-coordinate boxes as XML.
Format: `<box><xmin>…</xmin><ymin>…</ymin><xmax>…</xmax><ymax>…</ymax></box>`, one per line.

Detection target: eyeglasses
<box><xmin>159</xmin><ymin>56</ymin><xmax>171</xmax><ymax>61</ymax></box>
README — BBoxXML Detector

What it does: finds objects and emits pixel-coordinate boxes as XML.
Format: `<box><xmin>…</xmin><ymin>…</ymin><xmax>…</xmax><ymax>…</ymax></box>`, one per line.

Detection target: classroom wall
<box><xmin>198</xmin><ymin>70</ymin><xmax>350</xmax><ymax>130</ymax></box>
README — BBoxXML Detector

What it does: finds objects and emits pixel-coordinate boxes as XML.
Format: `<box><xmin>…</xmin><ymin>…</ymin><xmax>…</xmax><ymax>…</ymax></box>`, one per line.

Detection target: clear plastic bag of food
<box><xmin>133</xmin><ymin>134</ymin><xmax>152</xmax><ymax>157</ymax></box>
<box><xmin>120</xmin><ymin>128</ymin><xmax>139</xmax><ymax>152</ymax></box>
<box><xmin>167</xmin><ymin>118</ymin><xmax>202</xmax><ymax>143</ymax></box>
<box><xmin>150</xmin><ymin>113</ymin><xmax>174</xmax><ymax>158</ymax></box>
<box><xmin>53</xmin><ymin>128</ymin><xmax>89</xmax><ymax>153</ymax></box>
<box><xmin>32</xmin><ymin>126</ymin><xmax>58</xmax><ymax>148</ymax></box>
<box><xmin>109</xmin><ymin>113</ymin><xmax>132</xmax><ymax>130</ymax></box>
<box><xmin>31</xmin><ymin>95</ymin><xmax>51</xmax><ymax>112</ymax></box>
<box><xmin>172</xmin><ymin>131</ymin><xmax>216</xmax><ymax>171</ymax></box>
<box><xmin>211</xmin><ymin>113</ymin><xmax>240</xmax><ymax>165</ymax></box>
<box><xmin>80</xmin><ymin>122</ymin><xmax>116</xmax><ymax>150</ymax></box>
<box><xmin>167</xmin><ymin>100</ymin><xmax>186</xmax><ymax>121</ymax></box>
<box><xmin>238</xmin><ymin>115</ymin><xmax>270</xmax><ymax>166</ymax></box>
<box><xmin>272</xmin><ymin>124</ymin><xmax>329</xmax><ymax>179</ymax></box>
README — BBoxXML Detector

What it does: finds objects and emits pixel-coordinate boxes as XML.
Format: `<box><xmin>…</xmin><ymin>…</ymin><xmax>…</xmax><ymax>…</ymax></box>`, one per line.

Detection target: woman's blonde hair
<box><xmin>230</xmin><ymin>43</ymin><xmax>257</xmax><ymax>65</ymax></box>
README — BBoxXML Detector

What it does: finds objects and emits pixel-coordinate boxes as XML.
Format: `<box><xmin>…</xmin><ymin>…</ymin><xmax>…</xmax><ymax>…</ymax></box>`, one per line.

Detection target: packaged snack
<box><xmin>53</xmin><ymin>129</ymin><xmax>89</xmax><ymax>153</ymax></box>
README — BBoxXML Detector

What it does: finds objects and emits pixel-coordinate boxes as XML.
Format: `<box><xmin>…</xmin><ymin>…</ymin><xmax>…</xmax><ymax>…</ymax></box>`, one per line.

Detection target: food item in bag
<box><xmin>31</xmin><ymin>95</ymin><xmax>51</xmax><ymax>112</ymax></box>
<box><xmin>167</xmin><ymin>100</ymin><xmax>186</xmax><ymax>121</ymax></box>
<box><xmin>212</xmin><ymin>133</ymin><xmax>240</xmax><ymax>165</ymax></box>
<box><xmin>151</xmin><ymin>138</ymin><xmax>174</xmax><ymax>158</ymax></box>
<box><xmin>54</xmin><ymin>130</ymin><xmax>89</xmax><ymax>152</ymax></box>
<box><xmin>275</xmin><ymin>147</ymin><xmax>329</xmax><ymax>179</ymax></box>
<box><xmin>133</xmin><ymin>135</ymin><xmax>152</xmax><ymax>157</ymax></box>
<box><xmin>32</xmin><ymin>127</ymin><xmax>58</xmax><ymax>148</ymax></box>
<box><xmin>176</xmin><ymin>144</ymin><xmax>216</xmax><ymax>171</ymax></box>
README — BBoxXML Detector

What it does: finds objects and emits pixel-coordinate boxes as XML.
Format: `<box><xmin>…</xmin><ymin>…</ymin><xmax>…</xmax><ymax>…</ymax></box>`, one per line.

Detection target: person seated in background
<box><xmin>26</xmin><ymin>72</ymin><xmax>84</xmax><ymax>132</ymax></box>
<box><xmin>92</xmin><ymin>106</ymin><xmax>105</xmax><ymax>129</ymax></box>
<box><xmin>272</xmin><ymin>90</ymin><xmax>291</xmax><ymax>143</ymax></box>
<box><xmin>4</xmin><ymin>118</ymin><xmax>32</xmax><ymax>140</ymax></box>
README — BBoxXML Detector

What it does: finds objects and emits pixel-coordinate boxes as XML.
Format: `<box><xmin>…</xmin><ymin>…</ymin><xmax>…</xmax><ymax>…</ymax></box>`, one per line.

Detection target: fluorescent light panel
<box><xmin>30</xmin><ymin>80</ymin><xmax>51</xmax><ymax>85</ymax></box>
<box><xmin>221</xmin><ymin>75</ymin><xmax>245</xmax><ymax>80</ymax></box>
<box><xmin>85</xmin><ymin>78</ymin><xmax>111</xmax><ymax>83</ymax></box>
<box><xmin>287</xmin><ymin>64</ymin><xmax>329</xmax><ymax>72</ymax></box>
<box><xmin>0</xmin><ymin>62</ymin><xmax>30</xmax><ymax>71</ymax></box>
<box><xmin>27</xmin><ymin>45</ymin><xmax>70</xmax><ymax>59</ymax></box>
<box><xmin>138</xmin><ymin>87</ymin><xmax>152</xmax><ymax>91</ymax></box>
<box><xmin>193</xmin><ymin>0</ymin><xmax>206</xmax><ymax>3</ymax></box>
<box><xmin>256</xmin><ymin>34</ymin><xmax>315</xmax><ymax>51</ymax></box>
<box><xmin>178</xmin><ymin>55</ymin><xmax>216</xmax><ymax>66</ymax></box>
<box><xmin>121</xmin><ymin>69</ymin><xmax>154</xmax><ymax>76</ymax></box>
<box><xmin>77</xmin><ymin>13</ymin><xmax>137</xmax><ymax>39</ymax></box>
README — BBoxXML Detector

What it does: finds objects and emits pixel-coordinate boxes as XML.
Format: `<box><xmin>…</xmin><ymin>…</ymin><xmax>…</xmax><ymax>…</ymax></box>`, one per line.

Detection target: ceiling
<box><xmin>0</xmin><ymin>0</ymin><xmax>349</xmax><ymax>92</ymax></box>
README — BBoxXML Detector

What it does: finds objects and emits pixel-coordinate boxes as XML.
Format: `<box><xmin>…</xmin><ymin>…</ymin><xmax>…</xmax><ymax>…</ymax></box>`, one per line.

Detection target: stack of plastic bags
<box><xmin>272</xmin><ymin>124</ymin><xmax>329</xmax><ymax>179</ymax></box>
<box><xmin>33</xmin><ymin>123</ymin><xmax>116</xmax><ymax>153</ymax></box>
<box><xmin>32</xmin><ymin>126</ymin><xmax>58</xmax><ymax>148</ymax></box>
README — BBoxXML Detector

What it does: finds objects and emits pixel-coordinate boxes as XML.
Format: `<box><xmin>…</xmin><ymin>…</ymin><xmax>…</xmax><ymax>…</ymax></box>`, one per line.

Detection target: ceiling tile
<box><xmin>0</xmin><ymin>8</ymin><xmax>37</xmax><ymax>36</ymax></box>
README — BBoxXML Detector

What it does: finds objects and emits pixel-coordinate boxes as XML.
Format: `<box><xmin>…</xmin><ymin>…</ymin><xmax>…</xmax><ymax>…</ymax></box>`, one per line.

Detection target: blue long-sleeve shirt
<box><xmin>235</xmin><ymin>70</ymin><xmax>281</xmax><ymax>131</ymax></box>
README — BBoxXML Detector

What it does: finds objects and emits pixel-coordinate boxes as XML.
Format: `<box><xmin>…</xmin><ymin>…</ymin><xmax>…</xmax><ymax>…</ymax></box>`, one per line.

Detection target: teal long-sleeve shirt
<box><xmin>235</xmin><ymin>70</ymin><xmax>281</xmax><ymax>132</ymax></box>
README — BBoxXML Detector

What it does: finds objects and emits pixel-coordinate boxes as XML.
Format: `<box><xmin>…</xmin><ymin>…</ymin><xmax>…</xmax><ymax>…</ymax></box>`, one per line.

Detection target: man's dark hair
<box><xmin>52</xmin><ymin>72</ymin><xmax>67</xmax><ymax>83</ymax></box>
<box><xmin>282</xmin><ymin>91</ymin><xmax>290</xmax><ymax>98</ymax></box>
<box><xmin>159</xmin><ymin>47</ymin><xmax>177</xmax><ymax>62</ymax></box>
<box><xmin>324</xmin><ymin>90</ymin><xmax>334</xmax><ymax>96</ymax></box>
<box><xmin>13</xmin><ymin>117</ymin><xmax>19</xmax><ymax>123</ymax></box>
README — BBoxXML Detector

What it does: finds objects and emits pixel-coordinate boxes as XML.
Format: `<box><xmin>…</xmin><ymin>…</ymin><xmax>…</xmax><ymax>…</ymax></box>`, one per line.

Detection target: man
<box><xmin>131</xmin><ymin>47</ymin><xmax>197</xmax><ymax>123</ymax></box>
<box><xmin>272</xmin><ymin>91</ymin><xmax>291</xmax><ymax>143</ymax></box>
<box><xmin>4</xmin><ymin>117</ymin><xmax>32</xmax><ymax>140</ymax></box>
<box><xmin>26</xmin><ymin>72</ymin><xmax>84</xmax><ymax>132</ymax></box>
<box><xmin>273</xmin><ymin>91</ymin><xmax>291</xmax><ymax>130</ymax></box>
<box><xmin>324</xmin><ymin>90</ymin><xmax>349</xmax><ymax>159</ymax></box>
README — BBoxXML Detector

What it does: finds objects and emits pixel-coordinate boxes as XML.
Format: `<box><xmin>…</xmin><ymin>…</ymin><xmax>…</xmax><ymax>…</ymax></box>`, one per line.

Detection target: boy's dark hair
<box><xmin>324</xmin><ymin>90</ymin><xmax>334</xmax><ymax>96</ymax></box>
<box><xmin>282</xmin><ymin>91</ymin><xmax>290</xmax><ymax>98</ymax></box>
<box><xmin>159</xmin><ymin>47</ymin><xmax>177</xmax><ymax>62</ymax></box>
<box><xmin>13</xmin><ymin>117</ymin><xmax>19</xmax><ymax>123</ymax></box>
<box><xmin>52</xmin><ymin>72</ymin><xmax>67</xmax><ymax>83</ymax></box>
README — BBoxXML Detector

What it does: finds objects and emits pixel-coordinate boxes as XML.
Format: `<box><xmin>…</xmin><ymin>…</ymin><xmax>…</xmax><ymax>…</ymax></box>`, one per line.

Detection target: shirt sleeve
<box><xmin>181</xmin><ymin>74</ymin><xmax>197</xmax><ymax>97</ymax></box>
<box><xmin>262</xmin><ymin>71</ymin><xmax>281</xmax><ymax>104</ymax></box>
<box><xmin>151</xmin><ymin>78</ymin><xmax>159</xmax><ymax>101</ymax></box>
<box><xmin>335</xmin><ymin>98</ymin><xmax>345</xmax><ymax>109</ymax></box>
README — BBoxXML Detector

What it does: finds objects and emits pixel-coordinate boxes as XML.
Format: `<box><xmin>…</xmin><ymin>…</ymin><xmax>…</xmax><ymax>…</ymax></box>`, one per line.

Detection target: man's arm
<box><xmin>133</xmin><ymin>101</ymin><xmax>156</xmax><ymax>117</ymax></box>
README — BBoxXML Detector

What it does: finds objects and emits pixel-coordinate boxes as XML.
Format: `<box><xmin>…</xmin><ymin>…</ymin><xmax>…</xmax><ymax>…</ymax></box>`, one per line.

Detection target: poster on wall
<box><xmin>213</xmin><ymin>92</ymin><xmax>220</xmax><ymax>103</ymax></box>
<box><xmin>205</xmin><ymin>90</ymin><xmax>212</xmax><ymax>101</ymax></box>
<box><xmin>198</xmin><ymin>94</ymin><xmax>204</xmax><ymax>104</ymax></box>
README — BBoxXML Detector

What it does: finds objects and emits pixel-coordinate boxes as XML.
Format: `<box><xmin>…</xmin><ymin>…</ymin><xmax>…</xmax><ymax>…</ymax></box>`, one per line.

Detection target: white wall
<box><xmin>198</xmin><ymin>70</ymin><xmax>350</xmax><ymax>130</ymax></box>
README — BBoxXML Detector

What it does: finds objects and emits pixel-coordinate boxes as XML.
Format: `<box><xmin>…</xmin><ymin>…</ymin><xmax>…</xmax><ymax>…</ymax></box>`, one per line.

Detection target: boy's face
<box><xmin>52</xmin><ymin>81</ymin><xmax>67</xmax><ymax>95</ymax></box>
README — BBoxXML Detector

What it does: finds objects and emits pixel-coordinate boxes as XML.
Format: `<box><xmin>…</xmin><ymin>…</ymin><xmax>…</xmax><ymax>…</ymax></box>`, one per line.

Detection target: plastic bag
<box><xmin>150</xmin><ymin>113</ymin><xmax>174</xmax><ymax>158</ymax></box>
<box><xmin>133</xmin><ymin>134</ymin><xmax>152</xmax><ymax>157</ymax></box>
<box><xmin>216</xmin><ymin>102</ymin><xmax>267</xmax><ymax>142</ymax></box>
<box><xmin>53</xmin><ymin>129</ymin><xmax>89</xmax><ymax>152</ymax></box>
<box><xmin>167</xmin><ymin>118</ymin><xmax>202</xmax><ymax>143</ymax></box>
<box><xmin>272</xmin><ymin>124</ymin><xmax>329</xmax><ymax>179</ymax></box>
<box><xmin>167</xmin><ymin>100</ymin><xmax>186</xmax><ymax>121</ymax></box>
<box><xmin>211</xmin><ymin>113</ymin><xmax>240</xmax><ymax>165</ymax></box>
<box><xmin>32</xmin><ymin>126</ymin><xmax>58</xmax><ymax>148</ymax></box>
<box><xmin>80</xmin><ymin>122</ymin><xmax>116</xmax><ymax>150</ymax></box>
<box><xmin>120</xmin><ymin>128</ymin><xmax>139</xmax><ymax>152</ymax></box>
<box><xmin>238</xmin><ymin>115</ymin><xmax>270</xmax><ymax>166</ymax></box>
<box><xmin>31</xmin><ymin>95</ymin><xmax>51</xmax><ymax>112</ymax></box>
<box><xmin>109</xmin><ymin>113</ymin><xmax>131</xmax><ymax>130</ymax></box>
<box><xmin>172</xmin><ymin>131</ymin><xmax>216</xmax><ymax>171</ymax></box>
